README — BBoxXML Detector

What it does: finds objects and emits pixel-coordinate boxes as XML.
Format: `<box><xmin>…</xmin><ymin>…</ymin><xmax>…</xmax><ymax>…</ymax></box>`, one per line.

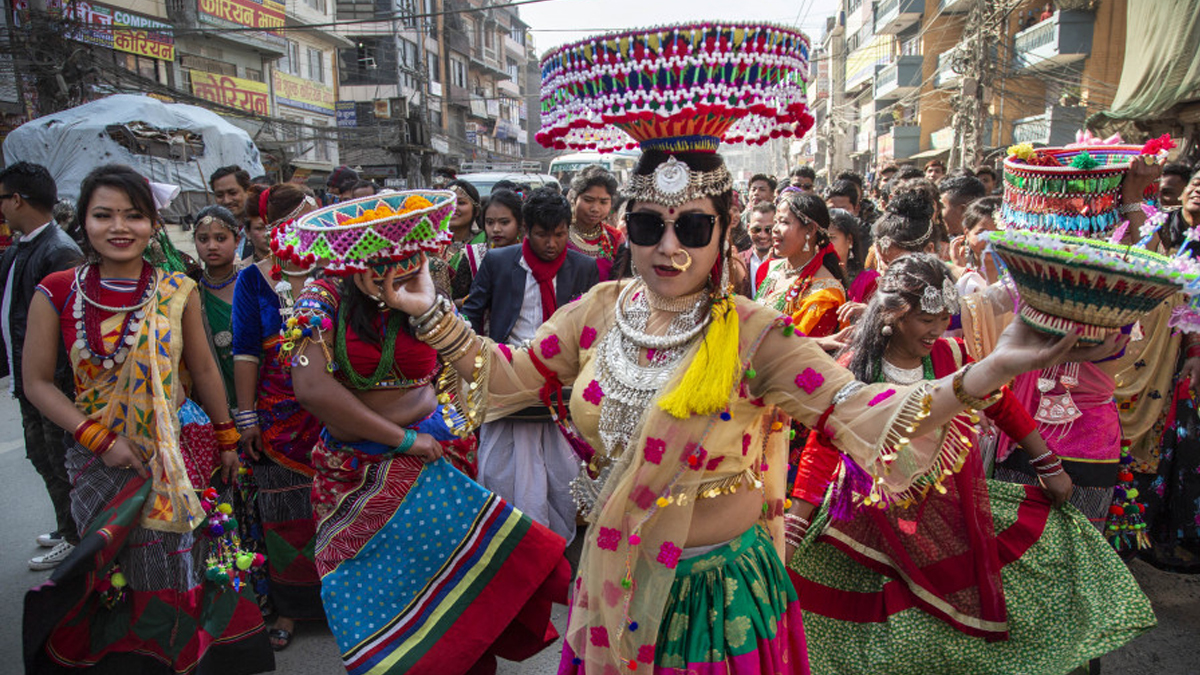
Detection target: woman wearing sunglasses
<box><xmin>376</xmin><ymin>22</ymin><xmax>1128</xmax><ymax>674</ymax></box>
<box><xmin>754</xmin><ymin>189</ymin><xmax>847</xmax><ymax>338</ymax></box>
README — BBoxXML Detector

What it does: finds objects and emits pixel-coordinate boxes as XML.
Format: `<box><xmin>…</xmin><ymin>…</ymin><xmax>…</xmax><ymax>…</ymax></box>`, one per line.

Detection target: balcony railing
<box><xmin>1011</xmin><ymin>105</ymin><xmax>1087</xmax><ymax>145</ymax></box>
<box><xmin>876</xmin><ymin>0</ymin><xmax>922</xmax><ymax>35</ymax></box>
<box><xmin>1013</xmin><ymin>11</ymin><xmax>1094</xmax><ymax>72</ymax></box>
<box><xmin>934</xmin><ymin>50</ymin><xmax>961</xmax><ymax>88</ymax></box>
<box><xmin>938</xmin><ymin>0</ymin><xmax>974</xmax><ymax>13</ymax></box>
<box><xmin>874</xmin><ymin>54</ymin><xmax>923</xmax><ymax>100</ymax></box>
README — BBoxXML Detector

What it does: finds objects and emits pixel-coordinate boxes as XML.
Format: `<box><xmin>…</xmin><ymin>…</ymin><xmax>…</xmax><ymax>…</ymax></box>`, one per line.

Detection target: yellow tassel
<box><xmin>658</xmin><ymin>295</ymin><xmax>741</xmax><ymax>419</ymax></box>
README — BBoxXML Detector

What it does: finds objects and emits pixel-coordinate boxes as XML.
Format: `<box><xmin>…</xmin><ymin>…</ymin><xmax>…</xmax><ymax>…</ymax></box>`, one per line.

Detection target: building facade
<box><xmin>817</xmin><ymin>0</ymin><xmax>1128</xmax><ymax>181</ymax></box>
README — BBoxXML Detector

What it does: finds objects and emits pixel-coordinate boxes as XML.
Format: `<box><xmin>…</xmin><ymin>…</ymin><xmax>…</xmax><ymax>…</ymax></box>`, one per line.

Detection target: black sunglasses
<box><xmin>0</xmin><ymin>193</ymin><xmax>22</xmax><ymax>201</ymax></box>
<box><xmin>625</xmin><ymin>211</ymin><xmax>717</xmax><ymax>249</ymax></box>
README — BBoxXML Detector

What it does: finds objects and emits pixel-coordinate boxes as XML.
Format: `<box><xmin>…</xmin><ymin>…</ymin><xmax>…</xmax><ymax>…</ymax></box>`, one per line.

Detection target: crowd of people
<box><xmin>4</xmin><ymin>128</ymin><xmax>1199</xmax><ymax>674</ymax></box>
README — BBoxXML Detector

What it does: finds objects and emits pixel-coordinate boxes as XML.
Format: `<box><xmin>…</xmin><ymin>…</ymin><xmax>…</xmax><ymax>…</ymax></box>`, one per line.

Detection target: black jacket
<box><xmin>0</xmin><ymin>220</ymin><xmax>82</xmax><ymax>397</ymax></box>
<box><xmin>463</xmin><ymin>245</ymin><xmax>599</xmax><ymax>344</ymax></box>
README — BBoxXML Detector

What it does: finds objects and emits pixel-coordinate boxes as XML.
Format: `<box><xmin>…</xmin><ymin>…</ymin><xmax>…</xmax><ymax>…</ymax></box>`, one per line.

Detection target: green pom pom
<box><xmin>745</xmin><ymin>368</ymin><xmax>757</xmax><ymax>379</ymax></box>
<box><xmin>620</xmin><ymin>577</ymin><xmax>632</xmax><ymax>589</ymax></box>
<box><xmin>783</xmin><ymin>325</ymin><xmax>796</xmax><ymax>337</ymax></box>
<box><xmin>1069</xmin><ymin>151</ymin><xmax>1099</xmax><ymax>170</ymax></box>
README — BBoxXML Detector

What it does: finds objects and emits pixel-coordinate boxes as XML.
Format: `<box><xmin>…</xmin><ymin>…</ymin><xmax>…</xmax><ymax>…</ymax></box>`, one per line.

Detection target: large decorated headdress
<box><xmin>271</xmin><ymin>190</ymin><xmax>456</xmax><ymax>276</ymax></box>
<box><xmin>538</xmin><ymin>22</ymin><xmax>812</xmax><ymax>207</ymax></box>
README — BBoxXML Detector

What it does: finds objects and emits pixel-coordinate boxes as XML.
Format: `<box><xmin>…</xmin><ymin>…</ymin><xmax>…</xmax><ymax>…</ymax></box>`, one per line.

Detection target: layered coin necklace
<box><xmin>72</xmin><ymin>263</ymin><xmax>158</xmax><ymax>370</ymax></box>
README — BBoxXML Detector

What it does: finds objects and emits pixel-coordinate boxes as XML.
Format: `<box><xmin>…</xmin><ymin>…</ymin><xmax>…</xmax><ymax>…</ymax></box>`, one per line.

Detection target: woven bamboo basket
<box><xmin>986</xmin><ymin>230</ymin><xmax>1188</xmax><ymax>343</ymax></box>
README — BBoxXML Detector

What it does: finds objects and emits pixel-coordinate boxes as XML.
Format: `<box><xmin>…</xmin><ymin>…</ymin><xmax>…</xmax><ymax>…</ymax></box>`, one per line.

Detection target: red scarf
<box><xmin>522</xmin><ymin>238</ymin><xmax>566</xmax><ymax>321</ymax></box>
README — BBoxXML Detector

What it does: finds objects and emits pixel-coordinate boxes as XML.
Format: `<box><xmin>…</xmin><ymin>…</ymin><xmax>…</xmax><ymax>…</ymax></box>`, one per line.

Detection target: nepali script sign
<box><xmin>197</xmin><ymin>0</ymin><xmax>284</xmax><ymax>34</ymax></box>
<box><xmin>53</xmin><ymin>1</ymin><xmax>175</xmax><ymax>61</ymax></box>
<box><xmin>190</xmin><ymin>70</ymin><xmax>270</xmax><ymax>115</ymax></box>
<box><xmin>272</xmin><ymin>69</ymin><xmax>335</xmax><ymax>116</ymax></box>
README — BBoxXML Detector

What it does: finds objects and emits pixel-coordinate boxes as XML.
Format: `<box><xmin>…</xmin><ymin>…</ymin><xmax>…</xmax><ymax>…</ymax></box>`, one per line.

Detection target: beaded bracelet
<box><xmin>395</xmin><ymin>428</ymin><xmax>418</xmax><ymax>454</ymax></box>
<box><xmin>952</xmin><ymin>363</ymin><xmax>1003</xmax><ymax>410</ymax></box>
<box><xmin>74</xmin><ymin>419</ymin><xmax>118</xmax><ymax>456</ymax></box>
<box><xmin>233</xmin><ymin>409</ymin><xmax>259</xmax><ymax>430</ymax></box>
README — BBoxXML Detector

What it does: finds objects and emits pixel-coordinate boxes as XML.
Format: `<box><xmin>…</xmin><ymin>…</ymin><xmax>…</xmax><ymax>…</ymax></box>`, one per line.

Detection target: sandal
<box><xmin>268</xmin><ymin>627</ymin><xmax>293</xmax><ymax>651</ymax></box>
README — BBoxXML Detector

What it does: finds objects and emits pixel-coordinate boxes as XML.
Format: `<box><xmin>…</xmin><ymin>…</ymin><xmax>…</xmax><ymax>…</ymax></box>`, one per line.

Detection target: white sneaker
<box><xmin>29</xmin><ymin>541</ymin><xmax>74</xmax><ymax>570</ymax></box>
<box><xmin>36</xmin><ymin>531</ymin><xmax>64</xmax><ymax>548</ymax></box>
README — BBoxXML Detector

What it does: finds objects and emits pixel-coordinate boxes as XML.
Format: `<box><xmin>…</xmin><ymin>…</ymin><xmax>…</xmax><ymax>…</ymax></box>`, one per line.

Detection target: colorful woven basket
<box><xmin>537</xmin><ymin>22</ymin><xmax>813</xmax><ymax>153</ymax></box>
<box><xmin>985</xmin><ymin>229</ymin><xmax>1193</xmax><ymax>343</ymax></box>
<box><xmin>271</xmin><ymin>190</ymin><xmax>455</xmax><ymax>276</ymax></box>
<box><xmin>1000</xmin><ymin>145</ymin><xmax>1145</xmax><ymax>237</ymax></box>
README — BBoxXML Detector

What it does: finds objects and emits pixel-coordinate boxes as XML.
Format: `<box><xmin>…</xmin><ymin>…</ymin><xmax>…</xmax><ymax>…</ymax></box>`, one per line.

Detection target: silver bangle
<box><xmin>410</xmin><ymin>296</ymin><xmax>448</xmax><ymax>329</ymax></box>
<box><xmin>1118</xmin><ymin>200</ymin><xmax>1144</xmax><ymax>215</ymax></box>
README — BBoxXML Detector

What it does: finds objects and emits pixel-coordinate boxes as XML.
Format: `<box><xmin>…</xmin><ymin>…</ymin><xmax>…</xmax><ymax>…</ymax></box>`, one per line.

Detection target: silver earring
<box><xmin>881</xmin><ymin>325</ymin><xmax>893</xmax><ymax>336</ymax></box>
<box><xmin>802</xmin><ymin>237</ymin><xmax>811</xmax><ymax>252</ymax></box>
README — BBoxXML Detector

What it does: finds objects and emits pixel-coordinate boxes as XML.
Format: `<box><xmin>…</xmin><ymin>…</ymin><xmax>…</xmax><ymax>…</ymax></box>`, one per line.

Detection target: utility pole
<box><xmin>951</xmin><ymin>0</ymin><xmax>1017</xmax><ymax>169</ymax></box>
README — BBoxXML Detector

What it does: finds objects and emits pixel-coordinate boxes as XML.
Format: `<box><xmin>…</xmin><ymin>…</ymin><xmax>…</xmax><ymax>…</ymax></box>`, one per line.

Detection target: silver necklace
<box><xmin>71</xmin><ymin>265</ymin><xmax>159</xmax><ymax>369</ymax></box>
<box><xmin>880</xmin><ymin>357</ymin><xmax>925</xmax><ymax>385</ymax></box>
<box><xmin>595</xmin><ymin>279</ymin><xmax>708</xmax><ymax>455</ymax></box>
<box><xmin>612</xmin><ymin>280</ymin><xmax>710</xmax><ymax>350</ymax></box>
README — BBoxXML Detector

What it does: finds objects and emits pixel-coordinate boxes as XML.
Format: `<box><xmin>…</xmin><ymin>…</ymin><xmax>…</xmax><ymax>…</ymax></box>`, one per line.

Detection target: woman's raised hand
<box><xmin>989</xmin><ymin>319</ymin><xmax>1127</xmax><ymax>379</ymax></box>
<box><xmin>379</xmin><ymin>258</ymin><xmax>438</xmax><ymax>317</ymax></box>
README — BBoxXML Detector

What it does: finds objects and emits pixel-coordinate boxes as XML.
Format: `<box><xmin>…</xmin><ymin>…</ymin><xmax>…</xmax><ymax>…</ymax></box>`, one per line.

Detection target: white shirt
<box><xmin>3</xmin><ymin>220</ymin><xmax>51</xmax><ymax>395</ymax></box>
<box><xmin>510</xmin><ymin>256</ymin><xmax>555</xmax><ymax>347</ymax></box>
<box><xmin>748</xmin><ymin>250</ymin><xmax>770</xmax><ymax>290</ymax></box>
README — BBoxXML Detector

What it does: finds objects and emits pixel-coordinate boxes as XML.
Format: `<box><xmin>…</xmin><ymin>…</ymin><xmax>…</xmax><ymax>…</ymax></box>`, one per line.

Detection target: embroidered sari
<box><xmin>754</xmin><ymin>249</ymin><xmax>846</xmax><ymax>338</ymax></box>
<box><xmin>24</xmin><ymin>268</ymin><xmax>271</xmax><ymax>674</ymax></box>
<box><xmin>790</xmin><ymin>338</ymin><xmax>1154</xmax><ymax>674</ymax></box>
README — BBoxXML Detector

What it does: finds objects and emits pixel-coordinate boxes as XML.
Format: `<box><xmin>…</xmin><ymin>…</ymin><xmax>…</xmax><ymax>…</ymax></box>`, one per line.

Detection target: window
<box><xmin>509</xmin><ymin>25</ymin><xmax>524</xmax><ymax>45</ymax></box>
<box><xmin>178</xmin><ymin>53</ymin><xmax>236</xmax><ymax>76</ymax></box>
<box><xmin>244</xmin><ymin>68</ymin><xmax>262</xmax><ymax>82</ymax></box>
<box><xmin>308</xmin><ymin>48</ymin><xmax>324</xmax><ymax>83</ymax></box>
<box><xmin>463</xmin><ymin>18</ymin><xmax>475</xmax><ymax>48</ymax></box>
<box><xmin>314</xmin><ymin>128</ymin><xmax>330</xmax><ymax>161</ymax></box>
<box><xmin>277</xmin><ymin>40</ymin><xmax>300</xmax><ymax>75</ymax></box>
<box><xmin>484</xmin><ymin>27</ymin><xmax>494</xmax><ymax>49</ymax></box>
<box><xmin>450</xmin><ymin>55</ymin><xmax>467</xmax><ymax>88</ymax></box>
<box><xmin>398</xmin><ymin>38</ymin><xmax>418</xmax><ymax>89</ymax></box>
<box><xmin>429</xmin><ymin>108</ymin><xmax>443</xmax><ymax>130</ymax></box>
<box><xmin>303</xmin><ymin>0</ymin><xmax>325</xmax><ymax>12</ymax></box>
<box><xmin>506</xmin><ymin>57</ymin><xmax>519</xmax><ymax>81</ymax></box>
<box><xmin>427</xmin><ymin>52</ymin><xmax>440</xmax><ymax>82</ymax></box>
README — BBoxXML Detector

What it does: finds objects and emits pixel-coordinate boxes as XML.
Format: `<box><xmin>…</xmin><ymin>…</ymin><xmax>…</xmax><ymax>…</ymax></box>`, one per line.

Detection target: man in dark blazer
<box><xmin>461</xmin><ymin>187</ymin><xmax>597</xmax><ymax>543</ymax></box>
<box><xmin>0</xmin><ymin>162</ymin><xmax>82</xmax><ymax>569</ymax></box>
<box><xmin>464</xmin><ymin>188</ymin><xmax>598</xmax><ymax>344</ymax></box>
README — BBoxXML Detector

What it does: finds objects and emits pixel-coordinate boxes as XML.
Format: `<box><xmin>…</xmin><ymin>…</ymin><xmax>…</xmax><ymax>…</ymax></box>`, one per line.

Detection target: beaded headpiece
<box><xmin>880</xmin><ymin>272</ymin><xmax>960</xmax><ymax>315</ymax></box>
<box><xmin>270</xmin><ymin>190</ymin><xmax>455</xmax><ymax>276</ymax></box>
<box><xmin>874</xmin><ymin>224</ymin><xmax>933</xmax><ymax>257</ymax></box>
<box><xmin>538</xmin><ymin>22</ymin><xmax>812</xmax><ymax>205</ymax></box>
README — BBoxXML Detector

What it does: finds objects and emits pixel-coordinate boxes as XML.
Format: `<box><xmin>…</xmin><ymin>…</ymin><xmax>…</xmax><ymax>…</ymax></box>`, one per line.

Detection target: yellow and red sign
<box><xmin>54</xmin><ymin>1</ymin><xmax>175</xmax><ymax>61</ymax></box>
<box><xmin>198</xmin><ymin>0</ymin><xmax>284</xmax><ymax>34</ymax></box>
<box><xmin>272</xmin><ymin>69</ymin><xmax>335</xmax><ymax>116</ymax></box>
<box><xmin>190</xmin><ymin>70</ymin><xmax>270</xmax><ymax>115</ymax></box>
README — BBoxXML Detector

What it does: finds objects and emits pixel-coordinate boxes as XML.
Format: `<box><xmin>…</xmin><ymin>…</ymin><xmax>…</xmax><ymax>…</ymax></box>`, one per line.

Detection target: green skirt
<box><xmin>562</xmin><ymin>525</ymin><xmax>810</xmax><ymax>674</ymax></box>
<box><xmin>790</xmin><ymin>481</ymin><xmax>1155</xmax><ymax>675</ymax></box>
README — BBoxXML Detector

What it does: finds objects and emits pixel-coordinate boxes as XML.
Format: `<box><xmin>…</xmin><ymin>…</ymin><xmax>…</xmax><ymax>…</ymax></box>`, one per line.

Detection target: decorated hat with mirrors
<box><xmin>271</xmin><ymin>189</ymin><xmax>456</xmax><ymax>277</ymax></box>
